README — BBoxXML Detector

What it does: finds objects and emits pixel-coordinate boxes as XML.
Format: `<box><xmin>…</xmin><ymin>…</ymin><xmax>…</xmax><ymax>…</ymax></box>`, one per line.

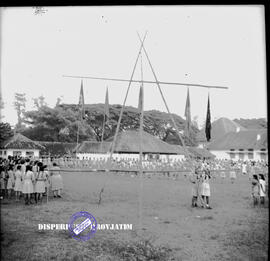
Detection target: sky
<box><xmin>0</xmin><ymin>5</ymin><xmax>267</xmax><ymax>128</ymax></box>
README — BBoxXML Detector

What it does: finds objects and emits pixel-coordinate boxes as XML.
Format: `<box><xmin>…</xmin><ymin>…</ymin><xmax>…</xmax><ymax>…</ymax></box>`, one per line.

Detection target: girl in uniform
<box><xmin>35</xmin><ymin>165</ymin><xmax>46</xmax><ymax>203</ymax></box>
<box><xmin>22</xmin><ymin>165</ymin><xmax>35</xmax><ymax>205</ymax></box>
<box><xmin>14</xmin><ymin>165</ymin><xmax>23</xmax><ymax>201</ymax></box>
<box><xmin>251</xmin><ymin>174</ymin><xmax>260</xmax><ymax>206</ymax></box>
<box><xmin>0</xmin><ymin>165</ymin><xmax>7</xmax><ymax>199</ymax></box>
<box><xmin>258</xmin><ymin>174</ymin><xmax>266</xmax><ymax>205</ymax></box>
<box><xmin>229</xmin><ymin>163</ymin><xmax>237</xmax><ymax>184</ymax></box>
<box><xmin>201</xmin><ymin>169</ymin><xmax>212</xmax><ymax>209</ymax></box>
<box><xmin>6</xmin><ymin>165</ymin><xmax>15</xmax><ymax>199</ymax></box>
<box><xmin>50</xmin><ymin>163</ymin><xmax>63</xmax><ymax>198</ymax></box>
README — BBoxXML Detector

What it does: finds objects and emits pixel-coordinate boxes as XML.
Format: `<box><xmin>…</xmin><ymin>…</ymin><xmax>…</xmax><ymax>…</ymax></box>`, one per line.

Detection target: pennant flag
<box><xmin>138</xmin><ymin>85</ymin><xmax>144</xmax><ymax>113</ymax></box>
<box><xmin>78</xmin><ymin>80</ymin><xmax>85</xmax><ymax>119</ymax></box>
<box><xmin>104</xmin><ymin>87</ymin><xmax>109</xmax><ymax>121</ymax></box>
<box><xmin>184</xmin><ymin>88</ymin><xmax>192</xmax><ymax>137</ymax></box>
<box><xmin>205</xmin><ymin>94</ymin><xmax>211</xmax><ymax>142</ymax></box>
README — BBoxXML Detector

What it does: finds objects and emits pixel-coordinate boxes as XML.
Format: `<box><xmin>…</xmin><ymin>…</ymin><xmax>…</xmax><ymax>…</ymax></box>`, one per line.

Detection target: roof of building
<box><xmin>0</xmin><ymin>133</ymin><xmax>44</xmax><ymax>150</ymax></box>
<box><xmin>76</xmin><ymin>141</ymin><xmax>111</xmax><ymax>154</ymax></box>
<box><xmin>39</xmin><ymin>141</ymin><xmax>77</xmax><ymax>156</ymax></box>
<box><xmin>76</xmin><ymin>130</ymin><xmax>186</xmax><ymax>155</ymax></box>
<box><xmin>207</xmin><ymin>129</ymin><xmax>267</xmax><ymax>150</ymax></box>
<box><xmin>187</xmin><ymin>147</ymin><xmax>216</xmax><ymax>159</ymax></box>
<box><xmin>197</xmin><ymin>117</ymin><xmax>247</xmax><ymax>142</ymax></box>
<box><xmin>109</xmin><ymin>130</ymin><xmax>186</xmax><ymax>154</ymax></box>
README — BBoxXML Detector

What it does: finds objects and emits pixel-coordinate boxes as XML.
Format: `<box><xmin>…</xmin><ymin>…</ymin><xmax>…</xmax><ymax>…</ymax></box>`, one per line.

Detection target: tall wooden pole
<box><xmin>138</xmin><ymin>53</ymin><xmax>144</xmax><ymax>232</ymax></box>
<box><xmin>108</xmin><ymin>32</ymin><xmax>148</xmax><ymax>164</ymax></box>
<box><xmin>63</xmin><ymin>75</ymin><xmax>228</xmax><ymax>90</ymax></box>
<box><xmin>137</xmin><ymin>33</ymin><xmax>207</xmax><ymax>207</ymax></box>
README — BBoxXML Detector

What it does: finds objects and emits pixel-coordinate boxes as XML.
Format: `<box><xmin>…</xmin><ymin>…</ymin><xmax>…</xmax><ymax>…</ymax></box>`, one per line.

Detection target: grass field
<box><xmin>1</xmin><ymin>171</ymin><xmax>268</xmax><ymax>261</ymax></box>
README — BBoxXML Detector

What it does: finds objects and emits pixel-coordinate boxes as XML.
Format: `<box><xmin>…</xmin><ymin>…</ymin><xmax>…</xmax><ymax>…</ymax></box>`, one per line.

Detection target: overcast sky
<box><xmin>0</xmin><ymin>5</ymin><xmax>267</xmax><ymax>128</ymax></box>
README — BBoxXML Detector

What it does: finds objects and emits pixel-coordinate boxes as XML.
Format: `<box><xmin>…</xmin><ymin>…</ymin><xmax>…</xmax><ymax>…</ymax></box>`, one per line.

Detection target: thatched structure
<box><xmin>106</xmin><ymin>130</ymin><xmax>186</xmax><ymax>155</ymax></box>
<box><xmin>207</xmin><ymin>129</ymin><xmax>267</xmax><ymax>150</ymax></box>
<box><xmin>1</xmin><ymin>133</ymin><xmax>44</xmax><ymax>150</ymax></box>
<box><xmin>207</xmin><ymin>129</ymin><xmax>267</xmax><ymax>161</ymax></box>
<box><xmin>76</xmin><ymin>141</ymin><xmax>111</xmax><ymax>154</ymax></box>
<box><xmin>39</xmin><ymin>142</ymin><xmax>77</xmax><ymax>157</ymax></box>
<box><xmin>0</xmin><ymin>133</ymin><xmax>44</xmax><ymax>158</ymax></box>
<box><xmin>75</xmin><ymin>130</ymin><xmax>186</xmax><ymax>160</ymax></box>
<box><xmin>187</xmin><ymin>147</ymin><xmax>215</xmax><ymax>159</ymax></box>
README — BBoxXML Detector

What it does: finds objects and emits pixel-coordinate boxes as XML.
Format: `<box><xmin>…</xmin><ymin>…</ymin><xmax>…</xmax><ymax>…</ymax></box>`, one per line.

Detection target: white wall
<box><xmin>76</xmin><ymin>153</ymin><xmax>185</xmax><ymax>161</ymax></box>
<box><xmin>0</xmin><ymin>149</ymin><xmax>40</xmax><ymax>158</ymax></box>
<box><xmin>209</xmin><ymin>149</ymin><xmax>268</xmax><ymax>162</ymax></box>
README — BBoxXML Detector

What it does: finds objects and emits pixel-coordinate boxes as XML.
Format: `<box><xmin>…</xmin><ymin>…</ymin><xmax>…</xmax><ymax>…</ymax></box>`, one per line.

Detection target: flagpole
<box><xmin>100</xmin><ymin>102</ymin><xmax>106</xmax><ymax>153</ymax></box>
<box><xmin>138</xmin><ymin>52</ymin><xmax>144</xmax><ymax>233</ymax></box>
<box><xmin>76</xmin><ymin>80</ymin><xmax>84</xmax><ymax>157</ymax></box>
<box><xmin>76</xmin><ymin>121</ymin><xmax>80</xmax><ymax>156</ymax></box>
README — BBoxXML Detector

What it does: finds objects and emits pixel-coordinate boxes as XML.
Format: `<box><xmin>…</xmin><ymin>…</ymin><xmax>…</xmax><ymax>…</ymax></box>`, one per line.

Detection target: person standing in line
<box><xmin>14</xmin><ymin>165</ymin><xmax>23</xmax><ymax>201</ymax></box>
<box><xmin>32</xmin><ymin>161</ymin><xmax>39</xmax><ymax>203</ymax></box>
<box><xmin>189</xmin><ymin>169</ymin><xmax>199</xmax><ymax>207</ymax></box>
<box><xmin>242</xmin><ymin>161</ymin><xmax>247</xmax><ymax>175</ymax></box>
<box><xmin>22</xmin><ymin>165</ymin><xmax>35</xmax><ymax>205</ymax></box>
<box><xmin>50</xmin><ymin>162</ymin><xmax>63</xmax><ymax>198</ymax></box>
<box><xmin>258</xmin><ymin>174</ymin><xmax>266</xmax><ymax>205</ymax></box>
<box><xmin>0</xmin><ymin>165</ymin><xmax>7</xmax><ymax>199</ymax></box>
<box><xmin>230</xmin><ymin>163</ymin><xmax>237</xmax><ymax>184</ymax></box>
<box><xmin>6</xmin><ymin>165</ymin><xmax>15</xmax><ymax>199</ymax></box>
<box><xmin>35</xmin><ymin>165</ymin><xmax>46</xmax><ymax>203</ymax></box>
<box><xmin>251</xmin><ymin>174</ymin><xmax>260</xmax><ymax>206</ymax></box>
<box><xmin>201</xmin><ymin>169</ymin><xmax>212</xmax><ymax>209</ymax></box>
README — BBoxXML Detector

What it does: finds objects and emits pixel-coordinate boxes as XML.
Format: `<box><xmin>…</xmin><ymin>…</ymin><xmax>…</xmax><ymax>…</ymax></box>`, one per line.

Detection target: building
<box><xmin>197</xmin><ymin>117</ymin><xmax>246</xmax><ymax>147</ymax></box>
<box><xmin>0</xmin><ymin>133</ymin><xmax>44</xmax><ymax>158</ymax></box>
<box><xmin>75</xmin><ymin>130</ymin><xmax>187</xmax><ymax>160</ymax></box>
<box><xmin>187</xmin><ymin>147</ymin><xmax>215</xmax><ymax>160</ymax></box>
<box><xmin>39</xmin><ymin>141</ymin><xmax>77</xmax><ymax>158</ymax></box>
<box><xmin>207</xmin><ymin>129</ymin><xmax>268</xmax><ymax>161</ymax></box>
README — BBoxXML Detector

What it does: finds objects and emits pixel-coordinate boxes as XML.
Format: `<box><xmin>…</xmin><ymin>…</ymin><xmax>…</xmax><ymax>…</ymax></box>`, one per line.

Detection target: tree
<box><xmin>13</xmin><ymin>93</ymin><xmax>26</xmax><ymax>129</ymax></box>
<box><xmin>0</xmin><ymin>122</ymin><xmax>13</xmax><ymax>143</ymax></box>
<box><xmin>32</xmin><ymin>95</ymin><xmax>47</xmax><ymax>109</ymax></box>
<box><xmin>23</xmin><ymin>105</ymin><xmax>94</xmax><ymax>142</ymax></box>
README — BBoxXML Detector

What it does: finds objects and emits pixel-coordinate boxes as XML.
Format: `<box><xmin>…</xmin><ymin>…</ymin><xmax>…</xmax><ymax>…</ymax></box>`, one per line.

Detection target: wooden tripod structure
<box><xmin>64</xmin><ymin>32</ymin><xmax>228</xmax><ymax>231</ymax></box>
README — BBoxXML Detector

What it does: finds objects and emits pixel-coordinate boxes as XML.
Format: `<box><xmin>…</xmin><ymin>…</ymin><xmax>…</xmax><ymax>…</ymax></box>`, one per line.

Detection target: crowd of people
<box><xmin>188</xmin><ymin>159</ymin><xmax>268</xmax><ymax>209</ymax></box>
<box><xmin>0</xmin><ymin>155</ymin><xmax>268</xmax><ymax>208</ymax></box>
<box><xmin>0</xmin><ymin>156</ymin><xmax>63</xmax><ymax>204</ymax></box>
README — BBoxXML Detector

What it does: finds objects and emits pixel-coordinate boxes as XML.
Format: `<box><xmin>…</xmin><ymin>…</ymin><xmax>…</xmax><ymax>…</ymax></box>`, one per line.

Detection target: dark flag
<box><xmin>138</xmin><ymin>85</ymin><xmax>144</xmax><ymax>113</ymax></box>
<box><xmin>184</xmin><ymin>88</ymin><xmax>191</xmax><ymax>137</ymax></box>
<box><xmin>78</xmin><ymin>80</ymin><xmax>85</xmax><ymax>119</ymax></box>
<box><xmin>205</xmin><ymin>94</ymin><xmax>211</xmax><ymax>142</ymax></box>
<box><xmin>104</xmin><ymin>87</ymin><xmax>109</xmax><ymax>121</ymax></box>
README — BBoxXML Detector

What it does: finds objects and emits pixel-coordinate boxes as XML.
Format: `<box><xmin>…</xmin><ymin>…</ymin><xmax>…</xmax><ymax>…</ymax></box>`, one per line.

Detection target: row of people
<box><xmin>0</xmin><ymin>160</ymin><xmax>63</xmax><ymax>204</ymax></box>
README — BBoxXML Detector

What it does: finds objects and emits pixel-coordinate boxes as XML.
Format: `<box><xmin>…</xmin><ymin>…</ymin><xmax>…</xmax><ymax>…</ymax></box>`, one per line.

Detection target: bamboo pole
<box><xmin>137</xmin><ymin>33</ymin><xmax>207</xmax><ymax>208</ymax></box>
<box><xmin>138</xmin><ymin>53</ymin><xmax>144</xmax><ymax>232</ymax></box>
<box><xmin>108</xmin><ymin>32</ymin><xmax>148</xmax><ymax>163</ymax></box>
<box><xmin>63</xmin><ymin>75</ymin><xmax>228</xmax><ymax>90</ymax></box>
<box><xmin>97</xmin><ymin>32</ymin><xmax>148</xmax><ymax>205</ymax></box>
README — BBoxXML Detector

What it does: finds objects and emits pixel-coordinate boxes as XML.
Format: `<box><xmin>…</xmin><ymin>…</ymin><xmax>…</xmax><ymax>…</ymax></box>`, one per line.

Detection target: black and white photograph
<box><xmin>0</xmin><ymin>5</ymin><xmax>268</xmax><ymax>260</ymax></box>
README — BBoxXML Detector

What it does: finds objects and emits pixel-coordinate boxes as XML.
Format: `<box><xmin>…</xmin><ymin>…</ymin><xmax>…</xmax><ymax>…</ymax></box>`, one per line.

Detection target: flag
<box><xmin>104</xmin><ymin>87</ymin><xmax>109</xmax><ymax>121</ymax></box>
<box><xmin>78</xmin><ymin>80</ymin><xmax>85</xmax><ymax>119</ymax></box>
<box><xmin>138</xmin><ymin>85</ymin><xmax>144</xmax><ymax>113</ymax></box>
<box><xmin>205</xmin><ymin>94</ymin><xmax>211</xmax><ymax>142</ymax></box>
<box><xmin>184</xmin><ymin>88</ymin><xmax>191</xmax><ymax>137</ymax></box>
